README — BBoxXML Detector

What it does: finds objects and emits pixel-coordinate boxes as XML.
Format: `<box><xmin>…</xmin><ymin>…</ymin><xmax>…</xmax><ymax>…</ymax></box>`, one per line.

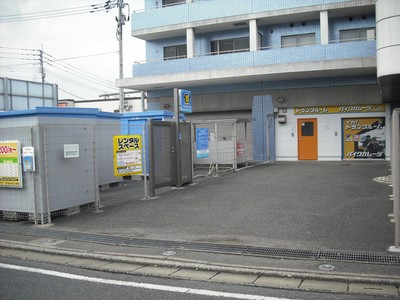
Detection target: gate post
<box><xmin>148</xmin><ymin>119</ymin><xmax>156</xmax><ymax>198</ymax></box>
<box><xmin>174</xmin><ymin>88</ymin><xmax>182</xmax><ymax>187</ymax></box>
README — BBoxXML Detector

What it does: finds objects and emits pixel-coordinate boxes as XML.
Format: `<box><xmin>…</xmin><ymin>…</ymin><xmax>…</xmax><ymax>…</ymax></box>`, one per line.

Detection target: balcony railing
<box><xmin>132</xmin><ymin>0</ymin><xmax>356</xmax><ymax>31</ymax></box>
<box><xmin>132</xmin><ymin>40</ymin><xmax>376</xmax><ymax>77</ymax></box>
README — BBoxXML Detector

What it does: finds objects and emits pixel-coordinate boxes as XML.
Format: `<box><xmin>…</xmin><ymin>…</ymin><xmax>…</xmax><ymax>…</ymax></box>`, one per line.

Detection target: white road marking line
<box><xmin>0</xmin><ymin>263</ymin><xmax>298</xmax><ymax>300</ymax></box>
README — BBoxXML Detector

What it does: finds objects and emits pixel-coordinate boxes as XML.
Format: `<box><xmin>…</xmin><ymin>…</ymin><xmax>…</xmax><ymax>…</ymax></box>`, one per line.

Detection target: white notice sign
<box><xmin>64</xmin><ymin>144</ymin><xmax>79</xmax><ymax>158</ymax></box>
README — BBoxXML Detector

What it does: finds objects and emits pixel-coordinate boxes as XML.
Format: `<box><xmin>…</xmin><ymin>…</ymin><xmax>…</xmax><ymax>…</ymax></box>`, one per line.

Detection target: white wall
<box><xmin>275</xmin><ymin>107</ymin><xmax>390</xmax><ymax>161</ymax></box>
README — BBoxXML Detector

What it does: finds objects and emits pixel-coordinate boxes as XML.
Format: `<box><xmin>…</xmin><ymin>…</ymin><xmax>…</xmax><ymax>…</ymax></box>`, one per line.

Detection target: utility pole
<box><xmin>39</xmin><ymin>45</ymin><xmax>45</xmax><ymax>83</ymax></box>
<box><xmin>116</xmin><ymin>0</ymin><xmax>129</xmax><ymax>113</ymax></box>
<box><xmin>40</xmin><ymin>45</ymin><xmax>45</xmax><ymax>106</ymax></box>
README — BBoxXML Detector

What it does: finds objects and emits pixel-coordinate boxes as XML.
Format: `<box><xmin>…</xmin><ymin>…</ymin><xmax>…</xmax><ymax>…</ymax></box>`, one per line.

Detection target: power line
<box><xmin>0</xmin><ymin>47</ymin><xmax>119</xmax><ymax>98</ymax></box>
<box><xmin>43</xmin><ymin>50</ymin><xmax>120</xmax><ymax>96</ymax></box>
<box><xmin>0</xmin><ymin>51</ymin><xmax>38</xmax><ymax>56</ymax></box>
<box><xmin>46</xmin><ymin>61</ymin><xmax>118</xmax><ymax>92</ymax></box>
<box><xmin>47</xmin><ymin>51</ymin><xmax>118</xmax><ymax>62</ymax></box>
<box><xmin>43</xmin><ymin>52</ymin><xmax>118</xmax><ymax>90</ymax></box>
<box><xmin>0</xmin><ymin>46</ymin><xmax>36</xmax><ymax>50</ymax></box>
<box><xmin>46</xmin><ymin>70</ymin><xmax>108</xmax><ymax>95</ymax></box>
<box><xmin>0</xmin><ymin>1</ymin><xmax>124</xmax><ymax>99</ymax></box>
<box><xmin>57</xmin><ymin>86</ymin><xmax>86</xmax><ymax>100</ymax></box>
<box><xmin>0</xmin><ymin>61</ymin><xmax>41</xmax><ymax>68</ymax></box>
<box><xmin>0</xmin><ymin>1</ymin><xmax>117</xmax><ymax>23</ymax></box>
<box><xmin>0</xmin><ymin>56</ymin><xmax>38</xmax><ymax>61</ymax></box>
<box><xmin>1</xmin><ymin>3</ymin><xmax>101</xmax><ymax>17</ymax></box>
<box><xmin>1</xmin><ymin>69</ymin><xmax>40</xmax><ymax>74</ymax></box>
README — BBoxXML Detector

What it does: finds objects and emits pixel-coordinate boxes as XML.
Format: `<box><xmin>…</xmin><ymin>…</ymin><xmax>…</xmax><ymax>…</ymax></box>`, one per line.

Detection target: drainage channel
<box><xmin>1</xmin><ymin>225</ymin><xmax>399</xmax><ymax>265</ymax></box>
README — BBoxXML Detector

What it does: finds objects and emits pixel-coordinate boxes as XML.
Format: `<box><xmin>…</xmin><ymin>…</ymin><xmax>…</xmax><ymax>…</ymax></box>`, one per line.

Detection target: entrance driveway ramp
<box><xmin>1</xmin><ymin>161</ymin><xmax>400</xmax><ymax>297</ymax></box>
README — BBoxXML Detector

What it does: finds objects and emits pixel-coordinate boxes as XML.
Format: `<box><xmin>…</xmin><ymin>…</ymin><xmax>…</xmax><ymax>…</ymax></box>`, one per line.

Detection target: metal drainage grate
<box><xmin>317</xmin><ymin>250</ymin><xmax>400</xmax><ymax>264</ymax></box>
<box><xmin>0</xmin><ymin>225</ymin><xmax>399</xmax><ymax>265</ymax></box>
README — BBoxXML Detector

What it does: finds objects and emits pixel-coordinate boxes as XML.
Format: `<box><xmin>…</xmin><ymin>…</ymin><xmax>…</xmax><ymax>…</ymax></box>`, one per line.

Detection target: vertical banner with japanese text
<box><xmin>113</xmin><ymin>135</ymin><xmax>142</xmax><ymax>176</ymax></box>
<box><xmin>343</xmin><ymin>117</ymin><xmax>385</xmax><ymax>159</ymax></box>
<box><xmin>196</xmin><ymin>128</ymin><xmax>209</xmax><ymax>158</ymax></box>
<box><xmin>0</xmin><ymin>141</ymin><xmax>22</xmax><ymax>188</ymax></box>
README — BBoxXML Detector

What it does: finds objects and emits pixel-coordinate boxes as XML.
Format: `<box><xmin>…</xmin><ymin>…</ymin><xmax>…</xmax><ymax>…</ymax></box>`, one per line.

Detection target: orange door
<box><xmin>298</xmin><ymin>118</ymin><xmax>318</xmax><ymax>160</ymax></box>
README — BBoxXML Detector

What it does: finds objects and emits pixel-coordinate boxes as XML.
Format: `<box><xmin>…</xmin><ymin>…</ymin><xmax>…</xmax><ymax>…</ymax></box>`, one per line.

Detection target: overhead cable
<box><xmin>0</xmin><ymin>1</ymin><xmax>118</xmax><ymax>23</ymax></box>
<box><xmin>43</xmin><ymin>51</ymin><xmax>118</xmax><ymax>90</ymax></box>
<box><xmin>46</xmin><ymin>70</ymin><xmax>108</xmax><ymax>94</ymax></box>
<box><xmin>57</xmin><ymin>86</ymin><xmax>86</xmax><ymax>100</ymax></box>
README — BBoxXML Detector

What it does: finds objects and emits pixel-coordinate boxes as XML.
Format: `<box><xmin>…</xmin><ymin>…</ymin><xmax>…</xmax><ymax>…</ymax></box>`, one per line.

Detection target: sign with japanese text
<box><xmin>294</xmin><ymin>104</ymin><xmax>386</xmax><ymax>115</ymax></box>
<box><xmin>113</xmin><ymin>135</ymin><xmax>142</xmax><ymax>176</ymax></box>
<box><xmin>0</xmin><ymin>141</ymin><xmax>22</xmax><ymax>188</ymax></box>
<box><xmin>22</xmin><ymin>146</ymin><xmax>35</xmax><ymax>172</ymax></box>
<box><xmin>342</xmin><ymin>117</ymin><xmax>385</xmax><ymax>159</ymax></box>
<box><xmin>179</xmin><ymin>89</ymin><xmax>192</xmax><ymax>113</ymax></box>
<box><xmin>196</xmin><ymin>128</ymin><xmax>209</xmax><ymax>158</ymax></box>
<box><xmin>64</xmin><ymin>144</ymin><xmax>79</xmax><ymax>158</ymax></box>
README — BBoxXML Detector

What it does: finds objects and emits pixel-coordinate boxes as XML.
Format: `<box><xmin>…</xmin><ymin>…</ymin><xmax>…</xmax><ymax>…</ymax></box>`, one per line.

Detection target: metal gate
<box><xmin>180</xmin><ymin>122</ymin><xmax>193</xmax><ymax>185</ymax></box>
<box><xmin>148</xmin><ymin>120</ymin><xmax>192</xmax><ymax>197</ymax></box>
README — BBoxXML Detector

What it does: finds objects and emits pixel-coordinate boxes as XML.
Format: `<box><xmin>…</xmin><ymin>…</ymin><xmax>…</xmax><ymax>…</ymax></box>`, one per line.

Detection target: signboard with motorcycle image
<box><xmin>343</xmin><ymin>117</ymin><xmax>385</xmax><ymax>159</ymax></box>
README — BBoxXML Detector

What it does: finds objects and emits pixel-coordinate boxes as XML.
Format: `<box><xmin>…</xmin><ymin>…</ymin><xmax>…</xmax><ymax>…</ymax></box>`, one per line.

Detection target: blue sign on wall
<box><xmin>179</xmin><ymin>89</ymin><xmax>192</xmax><ymax>113</ymax></box>
<box><xmin>196</xmin><ymin>128</ymin><xmax>209</xmax><ymax>158</ymax></box>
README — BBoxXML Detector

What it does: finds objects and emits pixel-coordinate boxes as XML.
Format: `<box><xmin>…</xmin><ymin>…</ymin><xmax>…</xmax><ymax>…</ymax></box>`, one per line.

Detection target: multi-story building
<box><xmin>118</xmin><ymin>0</ymin><xmax>399</xmax><ymax>161</ymax></box>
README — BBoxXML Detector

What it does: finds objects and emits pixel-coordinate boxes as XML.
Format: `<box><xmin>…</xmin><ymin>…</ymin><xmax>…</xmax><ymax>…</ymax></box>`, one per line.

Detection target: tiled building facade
<box><xmin>119</xmin><ymin>0</ymin><xmax>399</xmax><ymax>161</ymax></box>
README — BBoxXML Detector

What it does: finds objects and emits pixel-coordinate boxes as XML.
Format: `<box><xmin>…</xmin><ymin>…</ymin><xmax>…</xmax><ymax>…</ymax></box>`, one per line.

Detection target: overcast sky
<box><xmin>0</xmin><ymin>0</ymin><xmax>145</xmax><ymax>100</ymax></box>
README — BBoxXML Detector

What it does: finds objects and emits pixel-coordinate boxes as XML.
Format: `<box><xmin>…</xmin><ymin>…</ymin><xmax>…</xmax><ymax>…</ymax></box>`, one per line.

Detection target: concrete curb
<box><xmin>1</xmin><ymin>239</ymin><xmax>400</xmax><ymax>286</ymax></box>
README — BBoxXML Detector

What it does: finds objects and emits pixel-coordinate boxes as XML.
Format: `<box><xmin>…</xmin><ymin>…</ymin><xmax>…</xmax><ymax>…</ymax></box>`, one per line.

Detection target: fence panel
<box><xmin>391</xmin><ymin>108</ymin><xmax>400</xmax><ymax>250</ymax></box>
<box><xmin>192</xmin><ymin>119</ymin><xmax>253</xmax><ymax>175</ymax></box>
<box><xmin>180</xmin><ymin>122</ymin><xmax>193</xmax><ymax>185</ymax></box>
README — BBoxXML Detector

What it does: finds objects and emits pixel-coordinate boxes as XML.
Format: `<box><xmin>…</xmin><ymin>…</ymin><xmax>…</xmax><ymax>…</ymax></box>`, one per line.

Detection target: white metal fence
<box><xmin>391</xmin><ymin>108</ymin><xmax>400</xmax><ymax>251</ymax></box>
<box><xmin>191</xmin><ymin>119</ymin><xmax>253</xmax><ymax>177</ymax></box>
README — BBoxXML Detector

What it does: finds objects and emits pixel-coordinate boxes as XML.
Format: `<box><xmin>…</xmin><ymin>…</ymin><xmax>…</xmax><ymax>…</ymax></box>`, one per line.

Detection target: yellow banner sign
<box><xmin>113</xmin><ymin>135</ymin><xmax>142</xmax><ymax>176</ymax></box>
<box><xmin>0</xmin><ymin>141</ymin><xmax>22</xmax><ymax>188</ymax></box>
<box><xmin>342</xmin><ymin>117</ymin><xmax>385</xmax><ymax>159</ymax></box>
<box><xmin>294</xmin><ymin>104</ymin><xmax>386</xmax><ymax>115</ymax></box>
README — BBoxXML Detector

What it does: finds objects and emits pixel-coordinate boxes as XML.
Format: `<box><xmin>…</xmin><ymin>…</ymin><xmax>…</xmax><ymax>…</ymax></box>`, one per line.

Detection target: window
<box><xmin>211</xmin><ymin>37</ymin><xmax>249</xmax><ymax>55</ymax></box>
<box><xmin>162</xmin><ymin>0</ymin><xmax>185</xmax><ymax>7</ymax></box>
<box><xmin>301</xmin><ymin>122</ymin><xmax>314</xmax><ymax>136</ymax></box>
<box><xmin>339</xmin><ymin>28</ymin><xmax>375</xmax><ymax>42</ymax></box>
<box><xmin>163</xmin><ymin>44</ymin><xmax>187</xmax><ymax>60</ymax></box>
<box><xmin>281</xmin><ymin>33</ymin><xmax>316</xmax><ymax>48</ymax></box>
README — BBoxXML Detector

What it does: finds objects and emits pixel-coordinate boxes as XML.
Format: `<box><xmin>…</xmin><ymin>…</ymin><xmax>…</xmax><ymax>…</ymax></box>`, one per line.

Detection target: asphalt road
<box><xmin>0</xmin><ymin>257</ymin><xmax>391</xmax><ymax>300</ymax></box>
<box><xmin>50</xmin><ymin>161</ymin><xmax>393</xmax><ymax>253</ymax></box>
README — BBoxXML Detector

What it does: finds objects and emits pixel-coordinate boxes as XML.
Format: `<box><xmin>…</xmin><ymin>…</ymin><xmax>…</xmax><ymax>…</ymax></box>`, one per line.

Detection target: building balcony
<box><xmin>118</xmin><ymin>40</ymin><xmax>376</xmax><ymax>91</ymax></box>
<box><xmin>131</xmin><ymin>0</ymin><xmax>374</xmax><ymax>40</ymax></box>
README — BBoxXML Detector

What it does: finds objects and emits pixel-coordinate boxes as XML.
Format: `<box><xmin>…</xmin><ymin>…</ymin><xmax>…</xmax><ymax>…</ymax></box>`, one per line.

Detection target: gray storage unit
<box><xmin>0</xmin><ymin>107</ymin><xmax>121</xmax><ymax>224</ymax></box>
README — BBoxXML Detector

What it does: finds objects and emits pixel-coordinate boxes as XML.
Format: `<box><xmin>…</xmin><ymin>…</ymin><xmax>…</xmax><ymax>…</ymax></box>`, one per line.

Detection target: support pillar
<box><xmin>249</xmin><ymin>19</ymin><xmax>259</xmax><ymax>51</ymax></box>
<box><xmin>320</xmin><ymin>11</ymin><xmax>329</xmax><ymax>45</ymax></box>
<box><xmin>187</xmin><ymin>28</ymin><xmax>195</xmax><ymax>58</ymax></box>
